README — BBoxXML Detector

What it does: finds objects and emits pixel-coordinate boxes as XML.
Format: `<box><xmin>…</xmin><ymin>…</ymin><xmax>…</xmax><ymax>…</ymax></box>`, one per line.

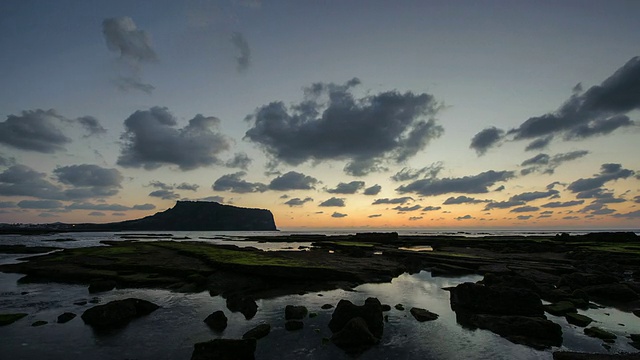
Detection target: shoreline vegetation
<box><xmin>1</xmin><ymin>231</ymin><xmax>640</xmax><ymax>358</ymax></box>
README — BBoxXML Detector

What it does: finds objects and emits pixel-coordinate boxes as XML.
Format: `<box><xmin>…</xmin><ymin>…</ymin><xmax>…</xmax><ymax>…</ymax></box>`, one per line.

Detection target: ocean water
<box><xmin>1</xmin><ymin>231</ymin><xmax>639</xmax><ymax>359</ymax></box>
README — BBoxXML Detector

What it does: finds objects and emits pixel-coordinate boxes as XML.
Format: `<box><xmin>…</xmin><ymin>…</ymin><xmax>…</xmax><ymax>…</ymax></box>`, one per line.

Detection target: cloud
<box><xmin>77</xmin><ymin>116</ymin><xmax>107</xmax><ymax>137</ymax></box>
<box><xmin>510</xmin><ymin>206</ymin><xmax>540</xmax><ymax>213</ymax></box>
<box><xmin>199</xmin><ymin>196</ymin><xmax>225</xmax><ymax>203</ymax></box>
<box><xmin>409</xmin><ymin>216</ymin><xmax>423</xmax><ymax>221</ymax></box>
<box><xmin>0</xmin><ymin>109</ymin><xmax>70</xmax><ymax>153</ymax></box>
<box><xmin>391</xmin><ymin>162</ymin><xmax>444</xmax><ymax>182</ymax></box>
<box><xmin>368</xmin><ymin>214</ymin><xmax>382</xmax><ymax>218</ymax></box>
<box><xmin>363</xmin><ymin>184</ymin><xmax>381</xmax><ymax>195</ymax></box>
<box><xmin>520</xmin><ymin>150</ymin><xmax>589</xmax><ymax>175</ymax></box>
<box><xmin>456</xmin><ymin>215</ymin><xmax>474</xmax><ymax>220</ymax></box>
<box><xmin>541</xmin><ymin>200</ymin><xmax>584</xmax><ymax>208</ymax></box>
<box><xmin>331</xmin><ymin>212</ymin><xmax>348</xmax><ymax>218</ymax></box>
<box><xmin>54</xmin><ymin>164</ymin><xmax>123</xmax><ymax>197</ymax></box>
<box><xmin>517</xmin><ymin>215</ymin><xmax>533</xmax><ymax>220</ymax></box>
<box><xmin>0</xmin><ymin>201</ymin><xmax>16</xmax><ymax>208</ymax></box>
<box><xmin>148</xmin><ymin>181</ymin><xmax>173</xmax><ymax>190</ymax></box>
<box><xmin>17</xmin><ymin>200</ymin><xmax>63</xmax><ymax>209</ymax></box>
<box><xmin>510</xmin><ymin>190</ymin><xmax>559</xmax><ymax>202</ymax></box>
<box><xmin>319</xmin><ymin>197</ymin><xmax>346</xmax><ymax>207</ymax></box>
<box><xmin>567</xmin><ymin>163</ymin><xmax>635</xmax><ymax>194</ymax></box>
<box><xmin>613</xmin><ymin>210</ymin><xmax>640</xmax><ymax>219</ymax></box>
<box><xmin>494</xmin><ymin>185</ymin><xmax>505</xmax><ymax>192</ymax></box>
<box><xmin>470</xmin><ymin>127</ymin><xmax>504</xmax><ymax>156</ymax></box>
<box><xmin>0</xmin><ymin>165</ymin><xmax>64</xmax><ymax>199</ymax></box>
<box><xmin>88</xmin><ymin>211</ymin><xmax>106</xmax><ymax>216</ymax></box>
<box><xmin>524</xmin><ymin>136</ymin><xmax>553</xmax><ymax>151</ymax></box>
<box><xmin>634</xmin><ymin>195</ymin><xmax>640</xmax><ymax>204</ymax></box>
<box><xmin>231</xmin><ymin>32</ymin><xmax>251</xmax><ymax>72</ymax></box>
<box><xmin>133</xmin><ymin>203</ymin><xmax>156</xmax><ymax>210</ymax></box>
<box><xmin>149</xmin><ymin>189</ymin><xmax>180</xmax><ymax>200</ymax></box>
<box><xmin>284</xmin><ymin>197</ymin><xmax>313</xmax><ymax>207</ymax></box>
<box><xmin>118</xmin><ymin>107</ymin><xmax>232</xmax><ymax>170</ymax></box>
<box><xmin>66</xmin><ymin>202</ymin><xmax>131</xmax><ymax>211</ymax></box>
<box><xmin>327</xmin><ymin>181</ymin><xmax>365</xmax><ymax>194</ymax></box>
<box><xmin>212</xmin><ymin>172</ymin><xmax>267</xmax><ymax>193</ymax></box>
<box><xmin>372</xmin><ymin>197</ymin><xmax>414</xmax><ymax>205</ymax></box>
<box><xmin>225</xmin><ymin>153</ymin><xmax>252</xmax><ymax>170</ymax></box>
<box><xmin>268</xmin><ymin>171</ymin><xmax>318</xmax><ymax>191</ymax></box>
<box><xmin>114</xmin><ymin>76</ymin><xmax>155</xmax><ymax>94</ymax></box>
<box><xmin>442</xmin><ymin>196</ymin><xmax>487</xmax><ymax>205</ymax></box>
<box><xmin>484</xmin><ymin>200</ymin><xmax>526</xmax><ymax>210</ymax></box>
<box><xmin>396</xmin><ymin>170</ymin><xmax>514</xmax><ymax>196</ymax></box>
<box><xmin>392</xmin><ymin>205</ymin><xmax>422</xmax><ymax>212</ymax></box>
<box><xmin>245</xmin><ymin>78</ymin><xmax>443</xmax><ymax>175</ymax></box>
<box><xmin>176</xmin><ymin>183</ymin><xmax>199</xmax><ymax>191</ymax></box>
<box><xmin>422</xmin><ymin>206</ymin><xmax>441</xmax><ymax>211</ymax></box>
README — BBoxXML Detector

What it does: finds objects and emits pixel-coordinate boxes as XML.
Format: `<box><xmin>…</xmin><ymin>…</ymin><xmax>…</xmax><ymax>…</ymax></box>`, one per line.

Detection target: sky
<box><xmin>0</xmin><ymin>0</ymin><xmax>639</xmax><ymax>230</ymax></box>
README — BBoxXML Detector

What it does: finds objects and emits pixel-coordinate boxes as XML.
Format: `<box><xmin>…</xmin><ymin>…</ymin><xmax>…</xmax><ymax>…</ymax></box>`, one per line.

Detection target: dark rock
<box><xmin>482</xmin><ymin>273</ymin><xmax>541</xmax><ymax>294</ymax></box>
<box><xmin>191</xmin><ymin>338</ymin><xmax>256</xmax><ymax>360</ymax></box>
<box><xmin>395</xmin><ymin>304</ymin><xmax>405</xmax><ymax>311</ymax></box>
<box><xmin>513</xmin><ymin>269</ymin><xmax>561</xmax><ymax>285</ymax></box>
<box><xmin>634</xmin><ymin>309</ymin><xmax>640</xmax><ymax>318</ymax></box>
<box><xmin>31</xmin><ymin>320</ymin><xmax>48</xmax><ymax>327</ymax></box>
<box><xmin>309</xmin><ymin>312</ymin><xmax>318</xmax><ymax>318</ymax></box>
<box><xmin>226</xmin><ymin>295</ymin><xmax>257</xmax><ymax>320</ymax></box>
<box><xmin>469</xmin><ymin>314</ymin><xmax>563</xmax><ymax>349</ymax></box>
<box><xmin>285</xmin><ymin>305</ymin><xmax>308</xmax><ymax>320</ymax></box>
<box><xmin>630</xmin><ymin>334</ymin><xmax>640</xmax><ymax>342</ymax></box>
<box><xmin>88</xmin><ymin>279</ymin><xmax>116</xmax><ymax>294</ymax></box>
<box><xmin>321</xmin><ymin>304</ymin><xmax>333</xmax><ymax>310</ymax></box>
<box><xmin>381</xmin><ymin>304</ymin><xmax>391</xmax><ymax>312</ymax></box>
<box><xmin>559</xmin><ymin>273</ymin><xmax>619</xmax><ymax>289</ymax></box>
<box><xmin>285</xmin><ymin>320</ymin><xmax>303</xmax><ymax>331</ymax></box>
<box><xmin>584</xmin><ymin>327</ymin><xmax>617</xmax><ymax>341</ymax></box>
<box><xmin>583</xmin><ymin>283</ymin><xmax>639</xmax><ymax>302</ymax></box>
<box><xmin>242</xmin><ymin>323</ymin><xmax>270</xmax><ymax>340</ymax></box>
<box><xmin>0</xmin><ymin>313</ymin><xmax>27</xmax><ymax>326</ymax></box>
<box><xmin>571</xmin><ymin>289</ymin><xmax>589</xmax><ymax>302</ymax></box>
<box><xmin>410</xmin><ymin>307</ymin><xmax>439</xmax><ymax>322</ymax></box>
<box><xmin>544</xmin><ymin>301</ymin><xmax>577</xmax><ymax>316</ymax></box>
<box><xmin>328</xmin><ymin>298</ymin><xmax>383</xmax><ymax>339</ymax></box>
<box><xmin>331</xmin><ymin>317</ymin><xmax>380</xmax><ymax>353</ymax></box>
<box><xmin>565</xmin><ymin>313</ymin><xmax>593</xmax><ymax>327</ymax></box>
<box><xmin>81</xmin><ymin>298</ymin><xmax>159</xmax><ymax>330</ymax></box>
<box><xmin>74</xmin><ymin>301</ymin><xmax>87</xmax><ymax>306</ymax></box>
<box><xmin>204</xmin><ymin>311</ymin><xmax>227</xmax><ymax>332</ymax></box>
<box><xmin>449</xmin><ymin>282</ymin><xmax>544</xmax><ymax>317</ymax></box>
<box><xmin>57</xmin><ymin>312</ymin><xmax>76</xmax><ymax>324</ymax></box>
<box><xmin>553</xmin><ymin>351</ymin><xmax>640</xmax><ymax>359</ymax></box>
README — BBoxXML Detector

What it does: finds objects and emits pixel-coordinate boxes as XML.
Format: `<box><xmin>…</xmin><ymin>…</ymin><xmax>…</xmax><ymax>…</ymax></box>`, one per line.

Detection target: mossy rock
<box><xmin>584</xmin><ymin>326</ymin><xmax>617</xmax><ymax>340</ymax></box>
<box><xmin>544</xmin><ymin>301</ymin><xmax>576</xmax><ymax>316</ymax></box>
<box><xmin>0</xmin><ymin>313</ymin><xmax>28</xmax><ymax>326</ymax></box>
<box><xmin>565</xmin><ymin>312</ymin><xmax>592</xmax><ymax>327</ymax></box>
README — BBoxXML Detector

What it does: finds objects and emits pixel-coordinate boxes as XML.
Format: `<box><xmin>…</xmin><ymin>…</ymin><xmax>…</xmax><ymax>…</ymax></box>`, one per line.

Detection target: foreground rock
<box><xmin>553</xmin><ymin>351</ymin><xmax>640</xmax><ymax>359</ymax></box>
<box><xmin>226</xmin><ymin>295</ymin><xmax>257</xmax><ymax>320</ymax></box>
<box><xmin>57</xmin><ymin>312</ymin><xmax>76</xmax><ymax>324</ymax></box>
<box><xmin>410</xmin><ymin>307</ymin><xmax>439</xmax><ymax>322</ymax></box>
<box><xmin>191</xmin><ymin>338</ymin><xmax>256</xmax><ymax>360</ymax></box>
<box><xmin>242</xmin><ymin>323</ymin><xmax>271</xmax><ymax>340</ymax></box>
<box><xmin>328</xmin><ymin>298</ymin><xmax>383</xmax><ymax>354</ymax></box>
<box><xmin>0</xmin><ymin>313</ymin><xmax>27</xmax><ymax>326</ymax></box>
<box><xmin>88</xmin><ymin>279</ymin><xmax>116</xmax><ymax>294</ymax></box>
<box><xmin>204</xmin><ymin>311</ymin><xmax>227</xmax><ymax>332</ymax></box>
<box><xmin>285</xmin><ymin>305</ymin><xmax>308</xmax><ymax>320</ymax></box>
<box><xmin>81</xmin><ymin>298</ymin><xmax>159</xmax><ymax>330</ymax></box>
<box><xmin>468</xmin><ymin>314</ymin><xmax>563</xmax><ymax>350</ymax></box>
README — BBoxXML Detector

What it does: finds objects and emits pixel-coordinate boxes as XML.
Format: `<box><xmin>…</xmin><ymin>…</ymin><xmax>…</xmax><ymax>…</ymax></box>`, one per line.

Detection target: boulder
<box><xmin>449</xmin><ymin>282</ymin><xmax>544</xmax><ymax>317</ymax></box>
<box><xmin>410</xmin><ymin>307</ymin><xmax>439</xmax><ymax>322</ymax></box>
<box><xmin>226</xmin><ymin>295</ymin><xmax>257</xmax><ymax>320</ymax></box>
<box><xmin>544</xmin><ymin>301</ymin><xmax>577</xmax><ymax>316</ymax></box>
<box><xmin>204</xmin><ymin>311</ymin><xmax>227</xmax><ymax>332</ymax></box>
<box><xmin>381</xmin><ymin>304</ymin><xmax>391</xmax><ymax>312</ymax></box>
<box><xmin>81</xmin><ymin>298</ymin><xmax>159</xmax><ymax>330</ymax></box>
<box><xmin>482</xmin><ymin>273</ymin><xmax>541</xmax><ymax>294</ymax></box>
<box><xmin>285</xmin><ymin>320</ymin><xmax>303</xmax><ymax>331</ymax></box>
<box><xmin>31</xmin><ymin>320</ymin><xmax>48</xmax><ymax>327</ymax></box>
<box><xmin>470</xmin><ymin>314</ymin><xmax>563</xmax><ymax>350</ymax></box>
<box><xmin>0</xmin><ymin>313</ymin><xmax>27</xmax><ymax>326</ymax></box>
<box><xmin>582</xmin><ymin>283</ymin><xmax>639</xmax><ymax>302</ymax></box>
<box><xmin>559</xmin><ymin>273</ymin><xmax>618</xmax><ymax>289</ymax></box>
<box><xmin>57</xmin><ymin>312</ymin><xmax>77</xmax><ymax>324</ymax></box>
<box><xmin>584</xmin><ymin>327</ymin><xmax>617</xmax><ymax>341</ymax></box>
<box><xmin>242</xmin><ymin>323</ymin><xmax>270</xmax><ymax>340</ymax></box>
<box><xmin>328</xmin><ymin>298</ymin><xmax>383</xmax><ymax>339</ymax></box>
<box><xmin>565</xmin><ymin>313</ymin><xmax>592</xmax><ymax>327</ymax></box>
<box><xmin>634</xmin><ymin>309</ymin><xmax>640</xmax><ymax>318</ymax></box>
<box><xmin>88</xmin><ymin>279</ymin><xmax>117</xmax><ymax>294</ymax></box>
<box><xmin>395</xmin><ymin>304</ymin><xmax>405</xmax><ymax>311</ymax></box>
<box><xmin>553</xmin><ymin>351</ymin><xmax>640</xmax><ymax>359</ymax></box>
<box><xmin>191</xmin><ymin>338</ymin><xmax>256</xmax><ymax>360</ymax></box>
<box><xmin>285</xmin><ymin>305</ymin><xmax>308</xmax><ymax>320</ymax></box>
<box><xmin>331</xmin><ymin>317</ymin><xmax>380</xmax><ymax>351</ymax></box>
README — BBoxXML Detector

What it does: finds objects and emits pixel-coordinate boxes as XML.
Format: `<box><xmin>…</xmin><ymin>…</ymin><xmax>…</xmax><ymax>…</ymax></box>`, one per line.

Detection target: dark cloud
<box><xmin>0</xmin><ymin>155</ymin><xmax>15</xmax><ymax>167</ymax></box>
<box><xmin>114</xmin><ymin>76</ymin><xmax>155</xmax><ymax>94</ymax></box>
<box><xmin>372</xmin><ymin>197</ymin><xmax>414</xmax><ymax>205</ymax></box>
<box><xmin>470</xmin><ymin>127</ymin><xmax>504</xmax><ymax>156</ymax></box>
<box><xmin>442</xmin><ymin>196</ymin><xmax>487</xmax><ymax>205</ymax></box>
<box><xmin>456</xmin><ymin>215</ymin><xmax>474</xmax><ymax>220</ymax></box>
<box><xmin>54</xmin><ymin>165</ymin><xmax>123</xmax><ymax>194</ymax></box>
<box><xmin>149</xmin><ymin>189</ymin><xmax>180</xmax><ymax>200</ymax></box>
<box><xmin>17</xmin><ymin>200</ymin><xmax>63</xmax><ymax>209</ymax></box>
<box><xmin>118</xmin><ymin>107</ymin><xmax>231</xmax><ymax>170</ymax></box>
<box><xmin>213</xmin><ymin>172</ymin><xmax>267</xmax><ymax>193</ymax></box>
<box><xmin>327</xmin><ymin>181</ymin><xmax>365</xmax><ymax>194</ymax></box>
<box><xmin>484</xmin><ymin>200</ymin><xmax>526</xmax><ymax>210</ymax></box>
<box><xmin>521</xmin><ymin>154</ymin><xmax>550</xmax><ymax>167</ymax></box>
<box><xmin>521</xmin><ymin>150</ymin><xmax>589</xmax><ymax>175</ymax></box>
<box><xmin>422</xmin><ymin>206</ymin><xmax>441</xmax><ymax>211</ymax></box>
<box><xmin>409</xmin><ymin>216</ymin><xmax>423</xmax><ymax>221</ymax></box>
<box><xmin>634</xmin><ymin>195</ymin><xmax>640</xmax><ymax>204</ymax></box>
<box><xmin>396</xmin><ymin>170</ymin><xmax>514</xmax><ymax>196</ymax></box>
<box><xmin>510</xmin><ymin>206</ymin><xmax>540</xmax><ymax>213</ymax></box>
<box><xmin>494</xmin><ymin>185</ymin><xmax>505</xmax><ymax>192</ymax></box>
<box><xmin>0</xmin><ymin>110</ymin><xmax>70</xmax><ymax>153</ymax></box>
<box><xmin>89</xmin><ymin>211</ymin><xmax>106</xmax><ymax>216</ymax></box>
<box><xmin>391</xmin><ymin>162</ymin><xmax>444</xmax><ymax>182</ymax></box>
<box><xmin>331</xmin><ymin>212</ymin><xmax>348</xmax><ymax>218</ymax></box>
<box><xmin>199</xmin><ymin>196</ymin><xmax>225</xmax><ymax>203</ymax></box>
<box><xmin>268</xmin><ymin>171</ymin><xmax>318</xmax><ymax>191</ymax></box>
<box><xmin>225</xmin><ymin>153</ymin><xmax>252</xmax><ymax>170</ymax></box>
<box><xmin>517</xmin><ymin>215</ymin><xmax>533</xmax><ymax>220</ymax></box>
<box><xmin>613</xmin><ymin>210</ymin><xmax>640</xmax><ymax>219</ymax></box>
<box><xmin>77</xmin><ymin>116</ymin><xmax>107</xmax><ymax>137</ymax></box>
<box><xmin>103</xmin><ymin>17</ymin><xmax>157</xmax><ymax>62</ymax></box>
<box><xmin>541</xmin><ymin>200</ymin><xmax>584</xmax><ymax>208</ymax></box>
<box><xmin>176</xmin><ymin>183</ymin><xmax>199</xmax><ymax>191</ymax></box>
<box><xmin>284</xmin><ymin>197</ymin><xmax>313</xmax><ymax>207</ymax></box>
<box><xmin>231</xmin><ymin>32</ymin><xmax>251</xmax><ymax>72</ymax></box>
<box><xmin>0</xmin><ymin>201</ymin><xmax>16</xmax><ymax>208</ymax></box>
<box><xmin>133</xmin><ymin>203</ymin><xmax>156</xmax><ymax>210</ymax></box>
<box><xmin>319</xmin><ymin>197</ymin><xmax>346</xmax><ymax>207</ymax></box>
<box><xmin>568</xmin><ymin>163</ymin><xmax>634</xmax><ymax>194</ymax></box>
<box><xmin>510</xmin><ymin>190</ymin><xmax>559</xmax><ymax>202</ymax></box>
<box><xmin>66</xmin><ymin>202</ymin><xmax>131</xmax><ymax>211</ymax></box>
<box><xmin>392</xmin><ymin>205</ymin><xmax>421</xmax><ymax>212</ymax></box>
<box><xmin>148</xmin><ymin>181</ymin><xmax>173</xmax><ymax>190</ymax></box>
<box><xmin>245</xmin><ymin>78</ymin><xmax>443</xmax><ymax>175</ymax></box>
<box><xmin>524</xmin><ymin>136</ymin><xmax>553</xmax><ymax>151</ymax></box>
<box><xmin>368</xmin><ymin>214</ymin><xmax>382</xmax><ymax>218</ymax></box>
<box><xmin>363</xmin><ymin>184</ymin><xmax>381</xmax><ymax>195</ymax></box>
<box><xmin>0</xmin><ymin>165</ymin><xmax>64</xmax><ymax>199</ymax></box>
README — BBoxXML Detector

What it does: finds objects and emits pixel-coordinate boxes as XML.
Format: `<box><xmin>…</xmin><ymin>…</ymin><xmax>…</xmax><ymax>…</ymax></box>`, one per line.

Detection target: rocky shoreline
<box><xmin>1</xmin><ymin>231</ymin><xmax>640</xmax><ymax>358</ymax></box>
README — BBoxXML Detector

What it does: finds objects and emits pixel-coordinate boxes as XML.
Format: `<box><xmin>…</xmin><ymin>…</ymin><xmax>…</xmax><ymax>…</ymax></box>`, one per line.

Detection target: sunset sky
<box><xmin>0</xmin><ymin>0</ymin><xmax>639</xmax><ymax>230</ymax></box>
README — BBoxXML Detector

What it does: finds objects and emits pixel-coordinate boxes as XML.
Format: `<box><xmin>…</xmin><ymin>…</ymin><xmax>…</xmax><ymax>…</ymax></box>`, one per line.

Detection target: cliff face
<box><xmin>111</xmin><ymin>201</ymin><xmax>277</xmax><ymax>231</ymax></box>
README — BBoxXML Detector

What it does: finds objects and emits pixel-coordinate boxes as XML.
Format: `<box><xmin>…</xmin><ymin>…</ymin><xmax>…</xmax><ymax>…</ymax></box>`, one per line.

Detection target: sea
<box><xmin>0</xmin><ymin>229</ymin><xmax>639</xmax><ymax>359</ymax></box>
